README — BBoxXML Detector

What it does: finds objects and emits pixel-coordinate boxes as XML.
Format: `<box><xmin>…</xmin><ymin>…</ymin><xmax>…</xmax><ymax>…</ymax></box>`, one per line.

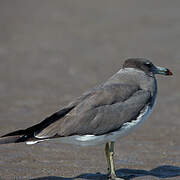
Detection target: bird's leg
<box><xmin>105</xmin><ymin>142</ymin><xmax>111</xmax><ymax>174</ymax></box>
<box><xmin>108</xmin><ymin>142</ymin><xmax>116</xmax><ymax>179</ymax></box>
<box><xmin>105</xmin><ymin>142</ymin><xmax>123</xmax><ymax>180</ymax></box>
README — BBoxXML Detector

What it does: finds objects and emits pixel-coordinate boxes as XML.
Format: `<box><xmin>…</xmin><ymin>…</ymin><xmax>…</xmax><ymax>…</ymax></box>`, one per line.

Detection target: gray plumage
<box><xmin>0</xmin><ymin>58</ymin><xmax>172</xmax><ymax>145</ymax></box>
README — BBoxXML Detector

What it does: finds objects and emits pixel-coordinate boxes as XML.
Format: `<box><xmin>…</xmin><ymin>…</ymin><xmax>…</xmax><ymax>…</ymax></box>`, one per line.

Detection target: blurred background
<box><xmin>0</xmin><ymin>1</ymin><xmax>179</xmax><ymax>179</ymax></box>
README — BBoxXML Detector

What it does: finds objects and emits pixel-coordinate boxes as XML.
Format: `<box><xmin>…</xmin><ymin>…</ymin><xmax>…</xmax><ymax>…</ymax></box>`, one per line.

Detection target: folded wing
<box><xmin>35</xmin><ymin>84</ymin><xmax>151</xmax><ymax>138</ymax></box>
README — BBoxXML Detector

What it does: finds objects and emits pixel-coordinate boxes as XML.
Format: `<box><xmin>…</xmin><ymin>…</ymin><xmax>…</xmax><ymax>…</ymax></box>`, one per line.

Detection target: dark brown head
<box><xmin>123</xmin><ymin>58</ymin><xmax>173</xmax><ymax>76</ymax></box>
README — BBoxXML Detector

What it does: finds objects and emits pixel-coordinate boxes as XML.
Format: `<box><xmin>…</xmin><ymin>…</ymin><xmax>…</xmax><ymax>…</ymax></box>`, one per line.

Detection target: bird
<box><xmin>0</xmin><ymin>58</ymin><xmax>173</xmax><ymax>180</ymax></box>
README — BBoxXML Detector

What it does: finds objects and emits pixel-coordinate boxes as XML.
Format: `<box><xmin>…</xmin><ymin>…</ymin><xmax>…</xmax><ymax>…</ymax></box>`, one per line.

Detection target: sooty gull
<box><xmin>0</xmin><ymin>58</ymin><xmax>173</xmax><ymax>179</ymax></box>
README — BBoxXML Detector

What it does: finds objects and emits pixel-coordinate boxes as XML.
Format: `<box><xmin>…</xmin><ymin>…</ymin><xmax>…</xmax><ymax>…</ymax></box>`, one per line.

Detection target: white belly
<box><xmin>58</xmin><ymin>105</ymin><xmax>153</xmax><ymax>146</ymax></box>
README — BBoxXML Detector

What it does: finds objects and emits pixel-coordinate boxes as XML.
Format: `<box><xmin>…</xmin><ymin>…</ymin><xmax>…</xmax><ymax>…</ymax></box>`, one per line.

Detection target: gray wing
<box><xmin>35</xmin><ymin>83</ymin><xmax>151</xmax><ymax>138</ymax></box>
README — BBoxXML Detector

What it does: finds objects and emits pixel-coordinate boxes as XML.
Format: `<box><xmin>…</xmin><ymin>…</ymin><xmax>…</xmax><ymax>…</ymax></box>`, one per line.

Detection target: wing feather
<box><xmin>35</xmin><ymin>84</ymin><xmax>150</xmax><ymax>138</ymax></box>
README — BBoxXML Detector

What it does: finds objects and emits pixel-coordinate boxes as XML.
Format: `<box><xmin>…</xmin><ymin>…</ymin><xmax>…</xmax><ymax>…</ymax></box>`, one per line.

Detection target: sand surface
<box><xmin>0</xmin><ymin>1</ymin><xmax>180</xmax><ymax>179</ymax></box>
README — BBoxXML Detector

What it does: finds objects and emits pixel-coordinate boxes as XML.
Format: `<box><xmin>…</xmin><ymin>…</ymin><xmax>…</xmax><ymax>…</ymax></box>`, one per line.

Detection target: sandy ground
<box><xmin>0</xmin><ymin>1</ymin><xmax>180</xmax><ymax>179</ymax></box>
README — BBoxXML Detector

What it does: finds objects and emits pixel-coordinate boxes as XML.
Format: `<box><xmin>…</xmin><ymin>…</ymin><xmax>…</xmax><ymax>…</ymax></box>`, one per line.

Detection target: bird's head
<box><xmin>123</xmin><ymin>58</ymin><xmax>173</xmax><ymax>76</ymax></box>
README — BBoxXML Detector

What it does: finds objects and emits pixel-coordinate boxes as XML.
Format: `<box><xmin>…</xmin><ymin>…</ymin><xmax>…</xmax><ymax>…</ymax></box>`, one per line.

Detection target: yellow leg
<box><xmin>105</xmin><ymin>142</ymin><xmax>124</xmax><ymax>180</ymax></box>
<box><xmin>105</xmin><ymin>143</ymin><xmax>111</xmax><ymax>174</ymax></box>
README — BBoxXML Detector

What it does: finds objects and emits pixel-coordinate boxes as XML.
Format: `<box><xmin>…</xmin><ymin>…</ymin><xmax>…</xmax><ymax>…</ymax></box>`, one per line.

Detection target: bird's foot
<box><xmin>108</xmin><ymin>173</ymin><xmax>124</xmax><ymax>180</ymax></box>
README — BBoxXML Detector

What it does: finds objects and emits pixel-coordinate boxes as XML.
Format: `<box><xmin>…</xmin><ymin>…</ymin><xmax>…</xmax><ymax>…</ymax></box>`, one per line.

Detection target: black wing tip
<box><xmin>1</xmin><ymin>129</ymin><xmax>25</xmax><ymax>138</ymax></box>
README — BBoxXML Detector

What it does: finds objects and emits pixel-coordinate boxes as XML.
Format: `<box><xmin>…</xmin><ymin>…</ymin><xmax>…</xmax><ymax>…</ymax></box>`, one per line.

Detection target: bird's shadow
<box><xmin>30</xmin><ymin>165</ymin><xmax>180</xmax><ymax>180</ymax></box>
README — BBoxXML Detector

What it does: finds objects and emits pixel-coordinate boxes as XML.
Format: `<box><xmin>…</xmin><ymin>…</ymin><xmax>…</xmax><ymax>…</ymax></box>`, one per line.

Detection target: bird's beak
<box><xmin>154</xmin><ymin>66</ymin><xmax>173</xmax><ymax>76</ymax></box>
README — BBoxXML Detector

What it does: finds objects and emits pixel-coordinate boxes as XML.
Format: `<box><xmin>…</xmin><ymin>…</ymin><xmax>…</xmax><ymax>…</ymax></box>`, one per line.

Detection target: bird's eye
<box><xmin>145</xmin><ymin>62</ymin><xmax>152</xmax><ymax>67</ymax></box>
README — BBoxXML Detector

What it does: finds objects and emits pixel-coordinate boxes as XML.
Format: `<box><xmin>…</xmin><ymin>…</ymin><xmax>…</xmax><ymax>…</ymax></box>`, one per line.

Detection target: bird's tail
<box><xmin>0</xmin><ymin>128</ymin><xmax>49</xmax><ymax>145</ymax></box>
<box><xmin>0</xmin><ymin>129</ymin><xmax>26</xmax><ymax>144</ymax></box>
<box><xmin>0</xmin><ymin>106</ymin><xmax>75</xmax><ymax>145</ymax></box>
